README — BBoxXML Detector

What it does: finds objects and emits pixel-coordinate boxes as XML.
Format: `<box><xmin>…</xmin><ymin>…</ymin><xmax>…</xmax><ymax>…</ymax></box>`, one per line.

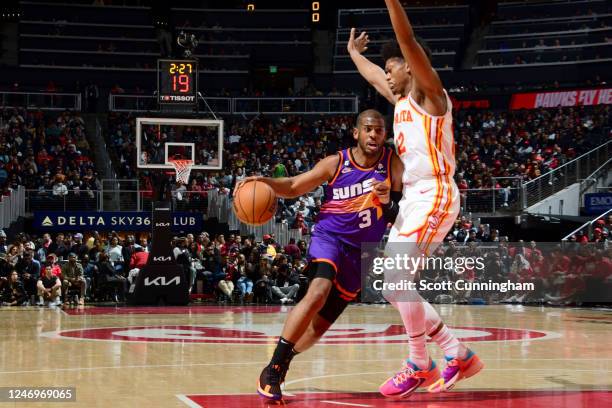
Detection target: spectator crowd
<box><xmin>0</xmin><ymin>100</ymin><xmax>609</xmax><ymax>308</ymax></box>
<box><xmin>455</xmin><ymin>105</ymin><xmax>610</xmax><ymax>210</ymax></box>
<box><xmin>0</xmin><ymin>212</ymin><xmax>608</xmax><ymax>308</ymax></box>
<box><xmin>0</xmin><ymin>229</ymin><xmax>312</xmax><ymax>308</ymax></box>
<box><xmin>107</xmin><ymin>104</ymin><xmax>610</xmax><ymax>214</ymax></box>
<box><xmin>0</xmin><ymin>108</ymin><xmax>101</xmax><ymax>211</ymax></box>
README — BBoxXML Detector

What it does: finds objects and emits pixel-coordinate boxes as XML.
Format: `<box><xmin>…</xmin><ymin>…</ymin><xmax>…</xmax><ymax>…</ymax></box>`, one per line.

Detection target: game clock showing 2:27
<box><xmin>157</xmin><ymin>59</ymin><xmax>198</xmax><ymax>104</ymax></box>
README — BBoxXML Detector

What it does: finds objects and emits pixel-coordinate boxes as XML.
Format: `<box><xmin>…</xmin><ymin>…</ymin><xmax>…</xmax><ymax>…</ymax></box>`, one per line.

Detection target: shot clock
<box><xmin>157</xmin><ymin>59</ymin><xmax>198</xmax><ymax>104</ymax></box>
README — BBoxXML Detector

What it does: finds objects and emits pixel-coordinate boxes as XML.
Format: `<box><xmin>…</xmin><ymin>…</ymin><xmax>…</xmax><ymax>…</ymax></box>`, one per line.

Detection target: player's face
<box><xmin>384</xmin><ymin>58</ymin><xmax>410</xmax><ymax>96</ymax></box>
<box><xmin>354</xmin><ymin>117</ymin><xmax>386</xmax><ymax>156</ymax></box>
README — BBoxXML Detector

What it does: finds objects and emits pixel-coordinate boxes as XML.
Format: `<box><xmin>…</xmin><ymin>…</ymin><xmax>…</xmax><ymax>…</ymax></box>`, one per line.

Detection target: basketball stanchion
<box><xmin>130</xmin><ymin>202</ymin><xmax>190</xmax><ymax>305</ymax></box>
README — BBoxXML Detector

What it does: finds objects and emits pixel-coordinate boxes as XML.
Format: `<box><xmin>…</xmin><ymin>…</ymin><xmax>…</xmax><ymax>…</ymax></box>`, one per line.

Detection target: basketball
<box><xmin>233</xmin><ymin>180</ymin><xmax>277</xmax><ymax>226</ymax></box>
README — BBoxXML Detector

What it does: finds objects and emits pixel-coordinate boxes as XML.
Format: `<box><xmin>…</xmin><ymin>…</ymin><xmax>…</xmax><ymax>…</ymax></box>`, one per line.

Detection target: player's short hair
<box><xmin>356</xmin><ymin>109</ymin><xmax>385</xmax><ymax>127</ymax></box>
<box><xmin>382</xmin><ymin>37</ymin><xmax>432</xmax><ymax>63</ymax></box>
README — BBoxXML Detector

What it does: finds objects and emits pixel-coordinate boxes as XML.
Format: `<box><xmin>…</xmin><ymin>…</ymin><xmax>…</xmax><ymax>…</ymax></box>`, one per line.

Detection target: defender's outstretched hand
<box><xmin>347</xmin><ymin>28</ymin><xmax>369</xmax><ymax>55</ymax></box>
<box><xmin>346</xmin><ymin>27</ymin><xmax>396</xmax><ymax>104</ymax></box>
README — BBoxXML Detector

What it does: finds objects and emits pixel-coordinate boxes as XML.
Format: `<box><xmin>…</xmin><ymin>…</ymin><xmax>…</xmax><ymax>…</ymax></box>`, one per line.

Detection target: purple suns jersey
<box><xmin>312</xmin><ymin>147</ymin><xmax>392</xmax><ymax>248</ymax></box>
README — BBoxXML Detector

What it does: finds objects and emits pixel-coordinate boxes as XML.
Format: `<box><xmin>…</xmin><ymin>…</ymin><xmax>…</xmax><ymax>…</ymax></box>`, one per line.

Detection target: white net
<box><xmin>168</xmin><ymin>159</ymin><xmax>193</xmax><ymax>185</ymax></box>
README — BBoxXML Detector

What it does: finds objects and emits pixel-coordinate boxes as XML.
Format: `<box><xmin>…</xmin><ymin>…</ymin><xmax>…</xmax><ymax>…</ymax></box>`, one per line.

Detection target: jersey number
<box><xmin>358</xmin><ymin>209</ymin><xmax>372</xmax><ymax>229</ymax></box>
<box><xmin>396</xmin><ymin>131</ymin><xmax>406</xmax><ymax>155</ymax></box>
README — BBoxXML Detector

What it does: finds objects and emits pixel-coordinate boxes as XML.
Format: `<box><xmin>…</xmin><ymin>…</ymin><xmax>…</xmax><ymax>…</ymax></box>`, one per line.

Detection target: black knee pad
<box><xmin>317</xmin><ymin>285</ymin><xmax>350</xmax><ymax>324</ymax></box>
<box><xmin>305</xmin><ymin>260</ymin><xmax>351</xmax><ymax>324</ymax></box>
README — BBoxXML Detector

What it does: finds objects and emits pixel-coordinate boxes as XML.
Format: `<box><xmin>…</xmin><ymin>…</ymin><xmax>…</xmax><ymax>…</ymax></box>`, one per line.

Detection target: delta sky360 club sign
<box><xmin>33</xmin><ymin>211</ymin><xmax>202</xmax><ymax>231</ymax></box>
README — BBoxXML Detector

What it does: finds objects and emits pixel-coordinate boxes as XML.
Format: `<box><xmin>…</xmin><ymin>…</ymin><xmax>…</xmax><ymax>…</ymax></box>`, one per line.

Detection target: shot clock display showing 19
<box><xmin>157</xmin><ymin>59</ymin><xmax>198</xmax><ymax>104</ymax></box>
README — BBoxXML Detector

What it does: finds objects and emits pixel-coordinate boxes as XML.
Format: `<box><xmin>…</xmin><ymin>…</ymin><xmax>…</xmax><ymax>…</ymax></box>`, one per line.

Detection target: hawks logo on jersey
<box><xmin>394</xmin><ymin>109</ymin><xmax>413</xmax><ymax>124</ymax></box>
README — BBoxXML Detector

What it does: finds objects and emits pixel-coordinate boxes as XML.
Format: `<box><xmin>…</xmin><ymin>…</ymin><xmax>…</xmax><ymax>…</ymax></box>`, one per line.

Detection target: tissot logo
<box><xmin>144</xmin><ymin>276</ymin><xmax>180</xmax><ymax>286</ymax></box>
<box><xmin>155</xmin><ymin>222</ymin><xmax>170</xmax><ymax>227</ymax></box>
<box><xmin>161</xmin><ymin>95</ymin><xmax>195</xmax><ymax>102</ymax></box>
<box><xmin>152</xmin><ymin>256</ymin><xmax>172</xmax><ymax>262</ymax></box>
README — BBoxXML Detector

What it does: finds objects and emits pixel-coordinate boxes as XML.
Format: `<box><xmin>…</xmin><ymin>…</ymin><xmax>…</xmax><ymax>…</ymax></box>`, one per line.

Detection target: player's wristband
<box><xmin>382</xmin><ymin>200</ymin><xmax>399</xmax><ymax>223</ymax></box>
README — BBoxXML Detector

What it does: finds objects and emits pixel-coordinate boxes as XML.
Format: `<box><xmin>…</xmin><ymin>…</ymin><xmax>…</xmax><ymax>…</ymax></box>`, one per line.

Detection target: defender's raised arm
<box><xmin>347</xmin><ymin>27</ymin><xmax>396</xmax><ymax>105</ymax></box>
<box><xmin>384</xmin><ymin>0</ymin><xmax>446</xmax><ymax>115</ymax></box>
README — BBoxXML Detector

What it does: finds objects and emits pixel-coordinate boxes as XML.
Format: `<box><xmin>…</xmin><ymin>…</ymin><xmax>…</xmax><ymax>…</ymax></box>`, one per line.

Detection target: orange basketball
<box><xmin>233</xmin><ymin>180</ymin><xmax>277</xmax><ymax>226</ymax></box>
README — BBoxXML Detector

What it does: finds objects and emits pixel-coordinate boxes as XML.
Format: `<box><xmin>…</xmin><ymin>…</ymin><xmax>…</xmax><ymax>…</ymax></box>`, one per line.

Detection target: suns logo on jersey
<box><xmin>332</xmin><ymin>178</ymin><xmax>375</xmax><ymax>200</ymax></box>
<box><xmin>394</xmin><ymin>110</ymin><xmax>413</xmax><ymax>124</ymax></box>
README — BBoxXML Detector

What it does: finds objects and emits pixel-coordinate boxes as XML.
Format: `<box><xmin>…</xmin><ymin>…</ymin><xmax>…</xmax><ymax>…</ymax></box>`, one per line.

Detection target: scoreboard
<box><xmin>157</xmin><ymin>59</ymin><xmax>198</xmax><ymax>105</ymax></box>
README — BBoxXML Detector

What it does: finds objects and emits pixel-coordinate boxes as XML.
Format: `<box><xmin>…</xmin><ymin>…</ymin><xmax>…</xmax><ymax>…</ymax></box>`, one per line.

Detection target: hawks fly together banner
<box><xmin>510</xmin><ymin>87</ymin><xmax>612</xmax><ymax>110</ymax></box>
<box><xmin>33</xmin><ymin>211</ymin><xmax>203</xmax><ymax>231</ymax></box>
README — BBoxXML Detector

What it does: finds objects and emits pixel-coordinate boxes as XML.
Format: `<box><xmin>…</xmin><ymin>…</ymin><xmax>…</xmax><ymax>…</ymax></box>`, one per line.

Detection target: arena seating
<box><xmin>0</xmin><ymin>108</ymin><xmax>98</xmax><ymax>211</ymax></box>
<box><xmin>18</xmin><ymin>2</ymin><xmax>311</xmax><ymax>72</ymax></box>
<box><xmin>19</xmin><ymin>2</ymin><xmax>158</xmax><ymax>70</ymax></box>
<box><xmin>7</xmin><ymin>1</ymin><xmax>612</xmax><ymax>298</ymax></box>
<box><xmin>104</xmin><ymin>102</ymin><xmax>611</xmax><ymax>217</ymax></box>
<box><xmin>171</xmin><ymin>7</ymin><xmax>312</xmax><ymax>67</ymax></box>
<box><xmin>476</xmin><ymin>0</ymin><xmax>611</xmax><ymax>67</ymax></box>
<box><xmin>334</xmin><ymin>4</ymin><xmax>469</xmax><ymax>72</ymax></box>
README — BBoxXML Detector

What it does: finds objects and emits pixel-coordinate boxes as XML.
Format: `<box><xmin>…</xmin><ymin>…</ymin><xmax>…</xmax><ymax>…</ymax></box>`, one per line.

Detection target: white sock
<box><xmin>424</xmin><ymin>302</ymin><xmax>467</xmax><ymax>359</ymax></box>
<box><xmin>429</xmin><ymin>323</ymin><xmax>467</xmax><ymax>359</ymax></box>
<box><xmin>408</xmin><ymin>331</ymin><xmax>429</xmax><ymax>370</ymax></box>
<box><xmin>396</xmin><ymin>300</ymin><xmax>429</xmax><ymax>369</ymax></box>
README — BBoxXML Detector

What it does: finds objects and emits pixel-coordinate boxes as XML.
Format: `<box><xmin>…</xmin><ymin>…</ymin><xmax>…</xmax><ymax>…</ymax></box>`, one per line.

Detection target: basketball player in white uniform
<box><xmin>348</xmin><ymin>0</ymin><xmax>483</xmax><ymax>399</ymax></box>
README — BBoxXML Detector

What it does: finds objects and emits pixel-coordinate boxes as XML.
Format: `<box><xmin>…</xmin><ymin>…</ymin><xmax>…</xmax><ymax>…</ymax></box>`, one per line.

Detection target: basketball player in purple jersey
<box><xmin>235</xmin><ymin>110</ymin><xmax>403</xmax><ymax>402</ymax></box>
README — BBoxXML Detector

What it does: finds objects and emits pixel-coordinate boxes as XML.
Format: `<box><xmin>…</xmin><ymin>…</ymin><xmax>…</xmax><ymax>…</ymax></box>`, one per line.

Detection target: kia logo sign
<box><xmin>144</xmin><ymin>276</ymin><xmax>181</xmax><ymax>286</ymax></box>
<box><xmin>152</xmin><ymin>256</ymin><xmax>172</xmax><ymax>262</ymax></box>
<box><xmin>155</xmin><ymin>222</ymin><xmax>170</xmax><ymax>227</ymax></box>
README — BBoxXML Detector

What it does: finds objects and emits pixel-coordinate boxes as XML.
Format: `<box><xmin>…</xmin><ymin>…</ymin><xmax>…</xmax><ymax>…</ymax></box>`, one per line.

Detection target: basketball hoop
<box><xmin>168</xmin><ymin>159</ymin><xmax>193</xmax><ymax>184</ymax></box>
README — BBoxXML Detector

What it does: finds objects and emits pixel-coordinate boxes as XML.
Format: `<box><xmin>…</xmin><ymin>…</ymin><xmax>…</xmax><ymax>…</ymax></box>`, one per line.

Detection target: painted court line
<box><xmin>284</xmin><ymin>368</ymin><xmax>612</xmax><ymax>388</ymax></box>
<box><xmin>38</xmin><ymin>324</ymin><xmax>564</xmax><ymax>344</ymax></box>
<box><xmin>175</xmin><ymin>394</ymin><xmax>201</xmax><ymax>408</ymax></box>
<box><xmin>0</xmin><ymin>358</ymin><xmax>610</xmax><ymax>376</ymax></box>
<box><xmin>321</xmin><ymin>401</ymin><xmax>373</xmax><ymax>407</ymax></box>
<box><xmin>174</xmin><ymin>390</ymin><xmax>612</xmax><ymax>408</ymax></box>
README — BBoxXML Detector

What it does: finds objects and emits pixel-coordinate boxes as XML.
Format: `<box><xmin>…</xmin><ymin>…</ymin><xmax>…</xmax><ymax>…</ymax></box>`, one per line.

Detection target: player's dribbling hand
<box><xmin>347</xmin><ymin>28</ymin><xmax>369</xmax><ymax>55</ymax></box>
<box><xmin>372</xmin><ymin>179</ymin><xmax>391</xmax><ymax>204</ymax></box>
<box><xmin>234</xmin><ymin>176</ymin><xmax>259</xmax><ymax>196</ymax></box>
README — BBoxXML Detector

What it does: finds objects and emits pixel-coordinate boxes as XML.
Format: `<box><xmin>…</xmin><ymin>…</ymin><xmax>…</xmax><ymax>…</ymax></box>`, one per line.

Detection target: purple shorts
<box><xmin>307</xmin><ymin>233</ymin><xmax>362</xmax><ymax>298</ymax></box>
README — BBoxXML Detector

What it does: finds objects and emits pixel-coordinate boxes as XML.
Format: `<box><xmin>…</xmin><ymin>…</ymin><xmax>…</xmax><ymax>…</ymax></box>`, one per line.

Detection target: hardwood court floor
<box><xmin>0</xmin><ymin>304</ymin><xmax>610</xmax><ymax>407</ymax></box>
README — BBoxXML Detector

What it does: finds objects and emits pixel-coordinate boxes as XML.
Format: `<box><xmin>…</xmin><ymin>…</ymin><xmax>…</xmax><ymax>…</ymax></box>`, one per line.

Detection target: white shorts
<box><xmin>387</xmin><ymin>178</ymin><xmax>460</xmax><ymax>256</ymax></box>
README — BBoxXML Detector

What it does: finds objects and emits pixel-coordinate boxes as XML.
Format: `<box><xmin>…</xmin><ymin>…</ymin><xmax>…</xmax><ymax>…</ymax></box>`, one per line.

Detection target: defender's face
<box><xmin>354</xmin><ymin>117</ymin><xmax>386</xmax><ymax>156</ymax></box>
<box><xmin>384</xmin><ymin>58</ymin><xmax>410</xmax><ymax>95</ymax></box>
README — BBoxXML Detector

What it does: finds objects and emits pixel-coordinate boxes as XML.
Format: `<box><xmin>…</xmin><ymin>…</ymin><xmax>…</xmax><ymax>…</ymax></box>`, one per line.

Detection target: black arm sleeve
<box><xmin>382</xmin><ymin>191</ymin><xmax>403</xmax><ymax>223</ymax></box>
